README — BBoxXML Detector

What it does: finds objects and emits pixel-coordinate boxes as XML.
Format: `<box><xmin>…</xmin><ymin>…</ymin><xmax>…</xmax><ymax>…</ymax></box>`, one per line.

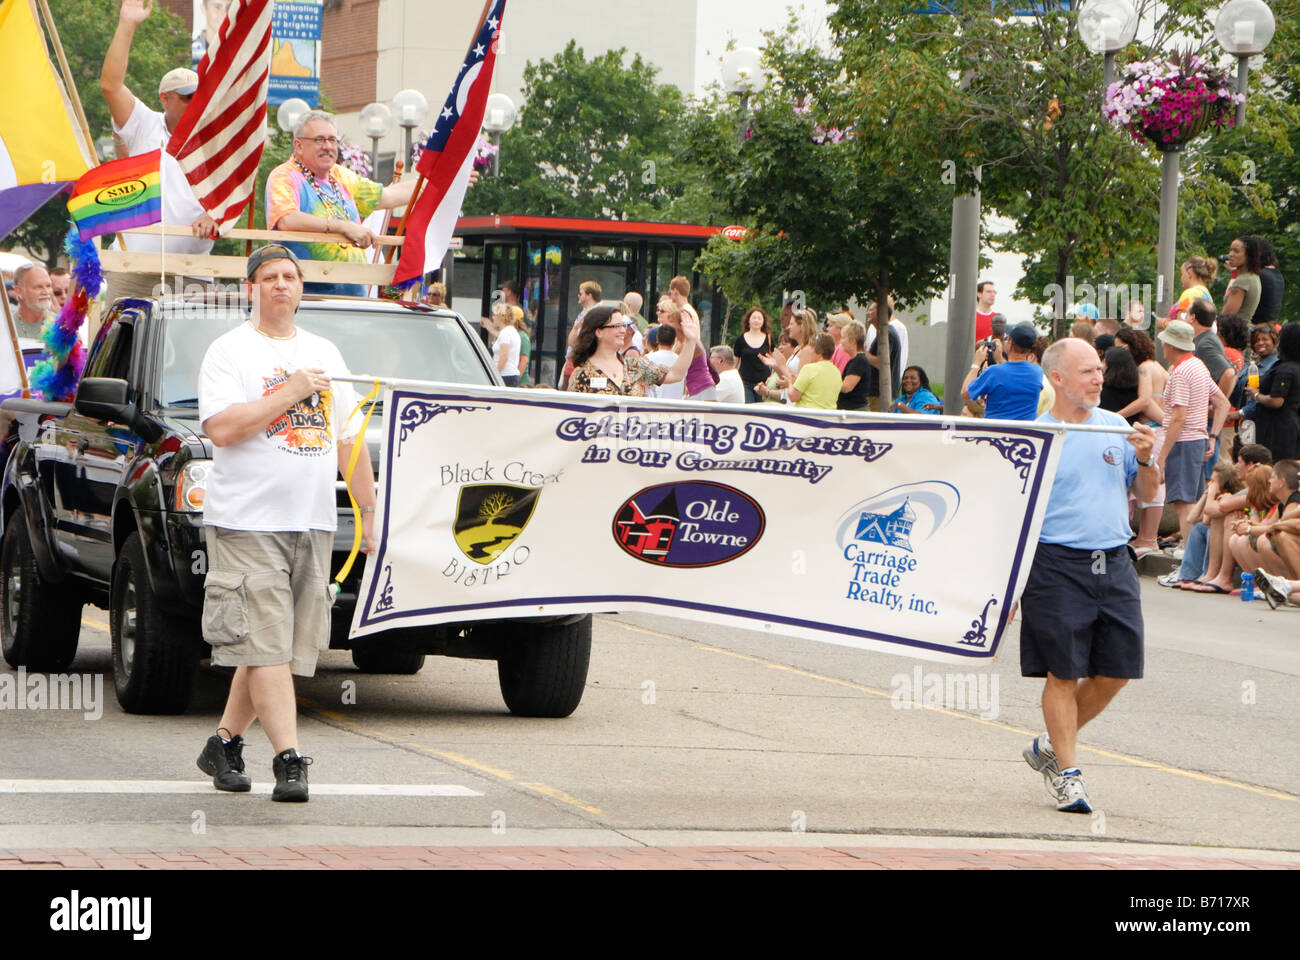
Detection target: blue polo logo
<box><xmin>614</xmin><ymin>481</ymin><xmax>764</xmax><ymax>568</ymax></box>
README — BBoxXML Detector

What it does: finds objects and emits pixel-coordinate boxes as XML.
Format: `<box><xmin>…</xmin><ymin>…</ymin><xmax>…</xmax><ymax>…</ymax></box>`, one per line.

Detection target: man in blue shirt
<box><xmin>1020</xmin><ymin>339</ymin><xmax>1159</xmax><ymax>814</ymax></box>
<box><xmin>961</xmin><ymin>323</ymin><xmax>1043</xmax><ymax>421</ymax></box>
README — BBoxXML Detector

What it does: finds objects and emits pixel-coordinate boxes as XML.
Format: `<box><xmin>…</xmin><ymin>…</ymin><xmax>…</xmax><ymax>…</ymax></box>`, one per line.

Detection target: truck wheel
<box><xmin>351</xmin><ymin>638</ymin><xmax>426</xmax><ymax>674</ymax></box>
<box><xmin>496</xmin><ymin>615</ymin><xmax>591</xmax><ymax>718</ymax></box>
<box><xmin>111</xmin><ymin>532</ymin><xmax>199</xmax><ymax>714</ymax></box>
<box><xmin>1</xmin><ymin>517</ymin><xmax>81</xmax><ymax>671</ymax></box>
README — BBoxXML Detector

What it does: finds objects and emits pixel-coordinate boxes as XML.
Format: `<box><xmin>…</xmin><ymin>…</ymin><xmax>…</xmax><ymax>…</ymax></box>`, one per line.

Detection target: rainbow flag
<box><xmin>67</xmin><ymin>150</ymin><xmax>162</xmax><ymax>240</ymax></box>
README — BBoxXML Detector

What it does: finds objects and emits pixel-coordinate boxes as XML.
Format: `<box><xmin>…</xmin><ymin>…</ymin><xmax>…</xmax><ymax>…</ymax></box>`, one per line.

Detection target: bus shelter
<box><xmin>448</xmin><ymin>215</ymin><xmax>722</xmax><ymax>387</ymax></box>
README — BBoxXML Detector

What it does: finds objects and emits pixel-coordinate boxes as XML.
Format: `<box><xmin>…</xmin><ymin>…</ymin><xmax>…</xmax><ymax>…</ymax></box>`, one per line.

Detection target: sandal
<box><xmin>1184</xmin><ymin>582</ymin><xmax>1229</xmax><ymax>594</ymax></box>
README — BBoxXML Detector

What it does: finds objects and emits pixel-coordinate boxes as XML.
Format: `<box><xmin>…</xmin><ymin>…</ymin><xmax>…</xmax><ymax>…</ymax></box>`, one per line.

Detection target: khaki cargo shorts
<box><xmin>202</xmin><ymin>527</ymin><xmax>334</xmax><ymax>677</ymax></box>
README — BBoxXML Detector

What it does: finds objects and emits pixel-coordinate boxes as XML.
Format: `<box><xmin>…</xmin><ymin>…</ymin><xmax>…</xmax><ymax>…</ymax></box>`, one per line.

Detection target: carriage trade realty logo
<box><xmin>613</xmin><ymin>481</ymin><xmax>764</xmax><ymax>567</ymax></box>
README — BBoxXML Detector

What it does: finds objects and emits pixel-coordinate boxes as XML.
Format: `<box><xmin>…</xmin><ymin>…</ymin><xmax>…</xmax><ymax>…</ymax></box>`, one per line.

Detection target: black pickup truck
<box><xmin>0</xmin><ymin>294</ymin><xmax>590</xmax><ymax>716</ymax></box>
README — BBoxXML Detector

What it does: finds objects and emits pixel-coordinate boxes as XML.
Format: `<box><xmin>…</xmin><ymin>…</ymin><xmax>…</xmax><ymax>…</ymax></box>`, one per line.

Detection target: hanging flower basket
<box><xmin>1102</xmin><ymin>50</ymin><xmax>1242</xmax><ymax>151</ymax></box>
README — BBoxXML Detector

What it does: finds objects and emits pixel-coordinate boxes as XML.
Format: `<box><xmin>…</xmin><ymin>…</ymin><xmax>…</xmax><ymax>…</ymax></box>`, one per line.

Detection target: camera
<box><xmin>1217</xmin><ymin>253</ymin><xmax>1231</xmax><ymax>264</ymax></box>
<box><xmin>984</xmin><ymin>337</ymin><xmax>999</xmax><ymax>365</ymax></box>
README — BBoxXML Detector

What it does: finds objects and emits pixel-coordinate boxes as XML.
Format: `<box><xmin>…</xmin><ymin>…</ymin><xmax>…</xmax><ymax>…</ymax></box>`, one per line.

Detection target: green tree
<box><xmin>464</xmin><ymin>41</ymin><xmax>713</xmax><ymax>222</ymax></box>
<box><xmin>694</xmin><ymin>18</ymin><xmax>959</xmax><ymax>402</ymax></box>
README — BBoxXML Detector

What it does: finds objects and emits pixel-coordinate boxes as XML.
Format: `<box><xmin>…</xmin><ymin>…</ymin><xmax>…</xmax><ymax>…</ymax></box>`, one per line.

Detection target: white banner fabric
<box><xmin>350</xmin><ymin>386</ymin><xmax>1070</xmax><ymax>663</ymax></box>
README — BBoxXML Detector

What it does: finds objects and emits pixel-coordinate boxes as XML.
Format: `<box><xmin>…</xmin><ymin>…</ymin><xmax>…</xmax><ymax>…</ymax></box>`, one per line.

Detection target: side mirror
<box><xmin>73</xmin><ymin>377</ymin><xmax>133</xmax><ymax>423</ymax></box>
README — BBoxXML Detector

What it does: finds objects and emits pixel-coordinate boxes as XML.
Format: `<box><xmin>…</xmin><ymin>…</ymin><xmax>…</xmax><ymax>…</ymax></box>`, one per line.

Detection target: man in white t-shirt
<box><xmin>195</xmin><ymin>244</ymin><xmax>375</xmax><ymax>802</ymax></box>
<box><xmin>101</xmin><ymin>0</ymin><xmax>218</xmax><ymax>302</ymax></box>
<box><xmin>645</xmin><ymin>322</ymin><xmax>682</xmax><ymax>399</ymax></box>
<box><xmin>710</xmin><ymin>346</ymin><xmax>745</xmax><ymax>404</ymax></box>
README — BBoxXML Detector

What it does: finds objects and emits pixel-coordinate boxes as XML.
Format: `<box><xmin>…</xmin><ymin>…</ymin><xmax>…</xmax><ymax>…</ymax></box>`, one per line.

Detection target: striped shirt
<box><xmin>1162</xmin><ymin>354</ymin><xmax>1215</xmax><ymax>442</ymax></box>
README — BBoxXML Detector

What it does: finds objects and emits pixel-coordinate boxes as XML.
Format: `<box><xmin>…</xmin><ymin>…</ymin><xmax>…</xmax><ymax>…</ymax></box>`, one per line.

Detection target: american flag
<box><xmin>394</xmin><ymin>0</ymin><xmax>506</xmax><ymax>285</ymax></box>
<box><xmin>166</xmin><ymin>0</ymin><xmax>273</xmax><ymax>225</ymax></box>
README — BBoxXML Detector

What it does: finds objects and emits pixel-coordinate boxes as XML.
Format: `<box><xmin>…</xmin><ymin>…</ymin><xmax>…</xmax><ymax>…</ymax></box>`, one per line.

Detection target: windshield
<box><xmin>157</xmin><ymin>304</ymin><xmax>493</xmax><ymax>407</ymax></box>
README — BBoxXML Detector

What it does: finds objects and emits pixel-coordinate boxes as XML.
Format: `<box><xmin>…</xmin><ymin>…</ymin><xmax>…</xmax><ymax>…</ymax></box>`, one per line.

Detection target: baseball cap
<box><xmin>1072</xmin><ymin>302</ymin><xmax>1100</xmax><ymax>321</ymax></box>
<box><xmin>245</xmin><ymin>243</ymin><xmax>302</xmax><ymax>281</ymax></box>
<box><xmin>159</xmin><ymin>68</ymin><xmax>199</xmax><ymax>96</ymax></box>
<box><xmin>1157</xmin><ymin>320</ymin><xmax>1196</xmax><ymax>352</ymax></box>
<box><xmin>1008</xmin><ymin>323</ymin><xmax>1038</xmax><ymax>349</ymax></box>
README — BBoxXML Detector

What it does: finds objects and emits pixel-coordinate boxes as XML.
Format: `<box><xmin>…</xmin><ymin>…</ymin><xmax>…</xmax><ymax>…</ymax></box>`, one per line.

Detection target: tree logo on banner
<box><xmin>453</xmin><ymin>484</ymin><xmax>540</xmax><ymax>564</ymax></box>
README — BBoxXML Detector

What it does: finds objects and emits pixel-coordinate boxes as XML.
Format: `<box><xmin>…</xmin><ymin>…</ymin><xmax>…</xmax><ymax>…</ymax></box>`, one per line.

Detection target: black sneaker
<box><xmin>271</xmin><ymin>749</ymin><xmax>313</xmax><ymax>802</ymax></box>
<box><xmin>196</xmin><ymin>732</ymin><xmax>252</xmax><ymax>792</ymax></box>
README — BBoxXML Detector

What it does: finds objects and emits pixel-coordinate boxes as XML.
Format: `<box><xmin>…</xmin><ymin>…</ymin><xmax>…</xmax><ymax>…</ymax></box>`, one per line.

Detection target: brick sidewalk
<box><xmin>1</xmin><ymin>845</ymin><xmax>1295</xmax><ymax>869</ymax></box>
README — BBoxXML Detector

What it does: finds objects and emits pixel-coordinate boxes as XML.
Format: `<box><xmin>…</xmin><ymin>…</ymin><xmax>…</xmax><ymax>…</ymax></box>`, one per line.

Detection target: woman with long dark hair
<box><xmin>1100</xmin><ymin>346</ymin><xmax>1140</xmax><ymax>423</ymax></box>
<box><xmin>1222</xmin><ymin>236</ymin><xmax>1264</xmax><ymax>322</ymax></box>
<box><xmin>732</xmin><ymin>307</ymin><xmax>773</xmax><ymax>403</ymax></box>
<box><xmin>567</xmin><ymin>303</ymin><xmax>698</xmax><ymax>397</ymax></box>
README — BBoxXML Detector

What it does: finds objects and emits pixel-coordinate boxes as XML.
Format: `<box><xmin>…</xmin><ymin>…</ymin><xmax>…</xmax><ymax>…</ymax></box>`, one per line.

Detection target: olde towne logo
<box><xmin>613</xmin><ymin>481</ymin><xmax>764</xmax><ymax>567</ymax></box>
<box><xmin>0</xmin><ymin>668</ymin><xmax>103</xmax><ymax>720</ymax></box>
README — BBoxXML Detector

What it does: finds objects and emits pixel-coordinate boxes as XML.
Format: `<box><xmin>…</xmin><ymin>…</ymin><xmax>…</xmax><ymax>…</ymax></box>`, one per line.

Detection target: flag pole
<box><xmin>0</xmin><ymin>286</ymin><xmax>30</xmax><ymax>397</ymax></box>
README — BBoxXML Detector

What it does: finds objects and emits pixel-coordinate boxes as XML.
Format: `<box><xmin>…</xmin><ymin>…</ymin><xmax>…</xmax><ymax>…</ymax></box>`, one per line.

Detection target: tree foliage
<box><xmin>464</xmin><ymin>41</ymin><xmax>712</xmax><ymax>222</ymax></box>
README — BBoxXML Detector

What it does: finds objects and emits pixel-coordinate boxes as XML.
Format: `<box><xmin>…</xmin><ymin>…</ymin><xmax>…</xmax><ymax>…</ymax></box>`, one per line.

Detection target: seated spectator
<box><xmin>1184</xmin><ymin>459</ymin><xmax>1273</xmax><ymax>594</ymax></box>
<box><xmin>1227</xmin><ymin>459</ymin><xmax>1300</xmax><ymax>598</ymax></box>
<box><xmin>890</xmin><ymin>365</ymin><xmax>942</xmax><ymax>414</ymax></box>
<box><xmin>1159</xmin><ymin>445</ymin><xmax>1268</xmax><ymax>589</ymax></box>
<box><xmin>710</xmin><ymin>346</ymin><xmax>745</xmax><ymax>404</ymax></box>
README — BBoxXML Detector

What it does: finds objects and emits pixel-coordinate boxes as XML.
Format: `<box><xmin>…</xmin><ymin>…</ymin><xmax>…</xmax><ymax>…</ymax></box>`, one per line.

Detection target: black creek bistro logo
<box><xmin>613</xmin><ymin>481</ymin><xmax>765</xmax><ymax>568</ymax></box>
<box><xmin>94</xmin><ymin>179</ymin><xmax>148</xmax><ymax>207</ymax></box>
<box><xmin>453</xmin><ymin>484</ymin><xmax>540</xmax><ymax>564</ymax></box>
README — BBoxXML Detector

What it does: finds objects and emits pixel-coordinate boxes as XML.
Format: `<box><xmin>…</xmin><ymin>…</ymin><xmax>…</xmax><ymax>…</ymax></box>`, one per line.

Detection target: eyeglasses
<box><xmin>299</xmin><ymin>136</ymin><xmax>339</xmax><ymax>147</ymax></box>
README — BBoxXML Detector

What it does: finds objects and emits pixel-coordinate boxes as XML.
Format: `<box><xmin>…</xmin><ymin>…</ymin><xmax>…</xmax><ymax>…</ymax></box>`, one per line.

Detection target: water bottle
<box><xmin>1241</xmin><ymin>572</ymin><xmax>1255</xmax><ymax>603</ymax></box>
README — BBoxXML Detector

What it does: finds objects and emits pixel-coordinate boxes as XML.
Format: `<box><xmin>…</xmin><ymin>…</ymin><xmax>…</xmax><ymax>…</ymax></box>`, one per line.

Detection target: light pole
<box><xmin>722</xmin><ymin>47</ymin><xmax>764</xmax><ymax>145</ymax></box>
<box><xmin>1081</xmin><ymin>0</ymin><xmax>1274</xmax><ymax>319</ymax></box>
<box><xmin>275</xmin><ymin>97</ymin><xmax>310</xmax><ymax>139</ymax></box>
<box><xmin>359</xmin><ymin>102</ymin><xmax>393</xmax><ymax>177</ymax></box>
<box><xmin>392</xmin><ymin>89</ymin><xmax>429</xmax><ymax>175</ymax></box>
<box><xmin>1215</xmin><ymin>0</ymin><xmax>1276</xmax><ymax>126</ymax></box>
<box><xmin>481</xmin><ymin>93</ymin><xmax>517</xmax><ymax>177</ymax></box>
<box><xmin>1077</xmin><ymin>0</ymin><xmax>1139</xmax><ymax>92</ymax></box>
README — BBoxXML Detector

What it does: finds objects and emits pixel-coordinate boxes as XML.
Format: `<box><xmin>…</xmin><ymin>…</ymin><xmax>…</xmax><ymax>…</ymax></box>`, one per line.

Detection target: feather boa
<box><xmin>31</xmin><ymin>229</ymin><xmax>100</xmax><ymax>401</ymax></box>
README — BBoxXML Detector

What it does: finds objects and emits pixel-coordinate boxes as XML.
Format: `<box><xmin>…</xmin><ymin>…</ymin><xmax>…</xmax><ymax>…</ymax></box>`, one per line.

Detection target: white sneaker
<box><xmin>1050</xmin><ymin>770</ymin><xmax>1093</xmax><ymax>814</ymax></box>
<box><xmin>1255</xmin><ymin>568</ymin><xmax>1294</xmax><ymax>610</ymax></box>
<box><xmin>1157</xmin><ymin>572</ymin><xmax>1183</xmax><ymax>588</ymax></box>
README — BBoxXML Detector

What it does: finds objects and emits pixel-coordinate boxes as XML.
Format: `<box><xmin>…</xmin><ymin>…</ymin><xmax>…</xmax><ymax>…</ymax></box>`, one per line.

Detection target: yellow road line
<box><xmin>299</xmin><ymin>698</ymin><xmax>604</xmax><ymax>816</ymax></box>
<box><xmin>605</xmin><ymin>618</ymin><xmax>1299</xmax><ymax>805</ymax></box>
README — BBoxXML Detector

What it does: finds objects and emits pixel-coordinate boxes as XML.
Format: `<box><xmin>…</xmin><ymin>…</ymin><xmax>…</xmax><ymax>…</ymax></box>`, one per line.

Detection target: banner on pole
<box><xmin>351</xmin><ymin>387</ymin><xmax>1068</xmax><ymax>663</ymax></box>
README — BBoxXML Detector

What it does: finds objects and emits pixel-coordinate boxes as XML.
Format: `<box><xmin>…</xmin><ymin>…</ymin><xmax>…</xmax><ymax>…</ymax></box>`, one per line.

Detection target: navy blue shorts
<box><xmin>1020</xmin><ymin>542</ymin><xmax>1144</xmax><ymax>680</ymax></box>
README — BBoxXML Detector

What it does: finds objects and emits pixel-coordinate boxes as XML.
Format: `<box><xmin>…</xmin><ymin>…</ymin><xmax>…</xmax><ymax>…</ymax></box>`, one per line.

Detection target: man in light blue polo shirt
<box><xmin>1018</xmin><ymin>338</ymin><xmax>1158</xmax><ymax>814</ymax></box>
<box><xmin>961</xmin><ymin>323</ymin><xmax>1043</xmax><ymax>421</ymax></box>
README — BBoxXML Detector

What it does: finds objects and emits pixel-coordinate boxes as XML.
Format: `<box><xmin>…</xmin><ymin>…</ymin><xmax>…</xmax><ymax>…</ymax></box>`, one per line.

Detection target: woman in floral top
<box><xmin>568</xmin><ymin>304</ymin><xmax>699</xmax><ymax>396</ymax></box>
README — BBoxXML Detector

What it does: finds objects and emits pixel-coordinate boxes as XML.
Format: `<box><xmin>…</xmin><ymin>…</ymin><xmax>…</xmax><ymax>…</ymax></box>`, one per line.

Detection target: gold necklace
<box><xmin>249</xmin><ymin>320</ymin><xmax>301</xmax><ymax>372</ymax></box>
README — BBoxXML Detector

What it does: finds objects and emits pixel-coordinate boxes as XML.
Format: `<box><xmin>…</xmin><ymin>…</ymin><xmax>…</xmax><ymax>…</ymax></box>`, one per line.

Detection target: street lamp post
<box><xmin>359</xmin><ymin>102</ymin><xmax>393</xmax><ymax>177</ymax></box>
<box><xmin>722</xmin><ymin>47</ymin><xmax>765</xmax><ymax>145</ymax></box>
<box><xmin>1215</xmin><ymin>0</ymin><xmax>1277</xmax><ymax>126</ymax></box>
<box><xmin>392</xmin><ymin>89</ymin><xmax>430</xmax><ymax>175</ymax></box>
<box><xmin>275</xmin><ymin>97</ymin><xmax>311</xmax><ymax>139</ymax></box>
<box><xmin>1080</xmin><ymin>0</ymin><xmax>1274</xmax><ymax>319</ymax></box>
<box><xmin>481</xmin><ymin>93</ymin><xmax>517</xmax><ymax>177</ymax></box>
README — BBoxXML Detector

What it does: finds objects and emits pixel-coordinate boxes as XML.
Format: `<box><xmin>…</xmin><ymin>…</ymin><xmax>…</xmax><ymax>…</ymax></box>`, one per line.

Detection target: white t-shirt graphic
<box><xmin>199</xmin><ymin>322</ymin><xmax>361</xmax><ymax>532</ymax></box>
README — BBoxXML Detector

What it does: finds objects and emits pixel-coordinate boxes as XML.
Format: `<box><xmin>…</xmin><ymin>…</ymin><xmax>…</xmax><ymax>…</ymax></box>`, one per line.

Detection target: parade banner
<box><xmin>350</xmin><ymin>386</ymin><xmax>1073</xmax><ymax>663</ymax></box>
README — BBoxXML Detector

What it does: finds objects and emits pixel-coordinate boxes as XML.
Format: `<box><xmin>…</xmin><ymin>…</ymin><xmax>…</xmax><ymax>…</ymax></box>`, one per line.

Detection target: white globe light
<box><xmin>1077</xmin><ymin>0</ymin><xmax>1139</xmax><ymax>55</ymax></box>
<box><xmin>359</xmin><ymin>101</ymin><xmax>393</xmax><ymax>138</ymax></box>
<box><xmin>392</xmin><ymin>88</ymin><xmax>430</xmax><ymax>129</ymax></box>
<box><xmin>275</xmin><ymin>98</ymin><xmax>311</xmax><ymax>135</ymax></box>
<box><xmin>722</xmin><ymin>47</ymin><xmax>765</xmax><ymax>95</ymax></box>
<box><xmin>1215</xmin><ymin>0</ymin><xmax>1276</xmax><ymax>55</ymax></box>
<box><xmin>482</xmin><ymin>93</ymin><xmax>517</xmax><ymax>134</ymax></box>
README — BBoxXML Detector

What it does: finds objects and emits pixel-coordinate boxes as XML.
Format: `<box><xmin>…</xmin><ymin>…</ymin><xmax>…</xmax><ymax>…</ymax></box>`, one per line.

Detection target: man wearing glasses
<box><xmin>101</xmin><ymin>0</ymin><xmax>219</xmax><ymax>301</ymax></box>
<box><xmin>266</xmin><ymin>112</ymin><xmax>419</xmax><ymax>297</ymax></box>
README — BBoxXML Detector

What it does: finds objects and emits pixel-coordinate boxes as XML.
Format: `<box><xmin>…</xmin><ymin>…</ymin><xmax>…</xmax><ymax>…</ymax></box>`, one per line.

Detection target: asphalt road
<box><xmin>0</xmin><ymin>579</ymin><xmax>1296</xmax><ymax>853</ymax></box>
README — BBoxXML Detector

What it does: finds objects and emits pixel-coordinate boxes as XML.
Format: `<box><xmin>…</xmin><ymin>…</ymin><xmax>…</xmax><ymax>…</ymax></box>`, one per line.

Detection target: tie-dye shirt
<box><xmin>266</xmin><ymin>159</ymin><xmax>383</xmax><ymax>265</ymax></box>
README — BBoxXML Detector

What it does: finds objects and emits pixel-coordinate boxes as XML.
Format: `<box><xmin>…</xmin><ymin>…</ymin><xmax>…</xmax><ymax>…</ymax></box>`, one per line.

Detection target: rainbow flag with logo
<box><xmin>0</xmin><ymin>0</ymin><xmax>94</xmax><ymax>240</ymax></box>
<box><xmin>67</xmin><ymin>150</ymin><xmax>162</xmax><ymax>240</ymax></box>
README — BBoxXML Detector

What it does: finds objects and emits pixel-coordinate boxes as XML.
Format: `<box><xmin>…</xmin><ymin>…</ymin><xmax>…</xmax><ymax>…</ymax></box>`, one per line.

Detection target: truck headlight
<box><xmin>175</xmin><ymin>460</ymin><xmax>211</xmax><ymax>512</ymax></box>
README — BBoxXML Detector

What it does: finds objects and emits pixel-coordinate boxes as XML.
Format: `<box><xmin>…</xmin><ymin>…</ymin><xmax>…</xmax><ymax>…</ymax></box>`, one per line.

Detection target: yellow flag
<box><xmin>0</xmin><ymin>0</ymin><xmax>94</xmax><ymax>239</ymax></box>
